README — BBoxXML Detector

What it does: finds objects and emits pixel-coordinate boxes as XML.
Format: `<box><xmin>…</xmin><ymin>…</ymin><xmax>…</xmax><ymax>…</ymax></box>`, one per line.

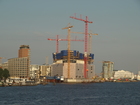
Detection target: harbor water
<box><xmin>0</xmin><ymin>82</ymin><xmax>140</xmax><ymax>105</ymax></box>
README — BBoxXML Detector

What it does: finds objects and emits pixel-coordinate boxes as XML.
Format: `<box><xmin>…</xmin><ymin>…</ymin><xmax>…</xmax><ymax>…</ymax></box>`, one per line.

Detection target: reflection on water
<box><xmin>0</xmin><ymin>82</ymin><xmax>140</xmax><ymax>105</ymax></box>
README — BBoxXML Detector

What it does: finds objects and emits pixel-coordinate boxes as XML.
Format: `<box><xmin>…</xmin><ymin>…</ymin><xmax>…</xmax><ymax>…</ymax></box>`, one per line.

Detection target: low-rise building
<box><xmin>1</xmin><ymin>62</ymin><xmax>8</xmax><ymax>69</ymax></box>
<box><xmin>30</xmin><ymin>64</ymin><xmax>40</xmax><ymax>79</ymax></box>
<box><xmin>113</xmin><ymin>70</ymin><xmax>134</xmax><ymax>79</ymax></box>
<box><xmin>39</xmin><ymin>64</ymin><xmax>51</xmax><ymax>78</ymax></box>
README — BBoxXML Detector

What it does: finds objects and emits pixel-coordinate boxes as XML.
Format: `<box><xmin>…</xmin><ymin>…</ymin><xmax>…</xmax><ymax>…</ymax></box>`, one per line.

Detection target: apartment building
<box><xmin>8</xmin><ymin>57</ymin><xmax>30</xmax><ymax>78</ymax></box>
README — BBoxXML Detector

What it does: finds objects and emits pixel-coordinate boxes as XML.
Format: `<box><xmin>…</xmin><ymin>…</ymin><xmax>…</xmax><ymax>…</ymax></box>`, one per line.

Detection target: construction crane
<box><xmin>71</xmin><ymin>31</ymin><xmax>98</xmax><ymax>78</ymax></box>
<box><xmin>71</xmin><ymin>31</ymin><xmax>98</xmax><ymax>54</ymax></box>
<box><xmin>88</xmin><ymin>31</ymin><xmax>98</xmax><ymax>54</ymax></box>
<box><xmin>48</xmin><ymin>35</ymin><xmax>60</xmax><ymax>53</ymax></box>
<box><xmin>48</xmin><ymin>35</ymin><xmax>84</xmax><ymax>53</ymax></box>
<box><xmin>70</xmin><ymin>14</ymin><xmax>93</xmax><ymax>78</ymax></box>
<box><xmin>62</xmin><ymin>24</ymin><xmax>73</xmax><ymax>78</ymax></box>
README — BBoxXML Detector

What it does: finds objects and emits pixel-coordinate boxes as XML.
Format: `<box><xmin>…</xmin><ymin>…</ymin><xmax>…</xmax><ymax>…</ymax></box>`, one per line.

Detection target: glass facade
<box><xmin>102</xmin><ymin>61</ymin><xmax>114</xmax><ymax>79</ymax></box>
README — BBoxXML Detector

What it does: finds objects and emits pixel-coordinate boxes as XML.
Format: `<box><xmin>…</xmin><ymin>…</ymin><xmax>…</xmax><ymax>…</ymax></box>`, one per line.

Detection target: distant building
<box><xmin>30</xmin><ymin>64</ymin><xmax>40</xmax><ymax>79</ymax></box>
<box><xmin>137</xmin><ymin>71</ymin><xmax>140</xmax><ymax>80</ymax></box>
<box><xmin>8</xmin><ymin>57</ymin><xmax>30</xmax><ymax>78</ymax></box>
<box><xmin>1</xmin><ymin>62</ymin><xmax>8</xmax><ymax>69</ymax></box>
<box><xmin>30</xmin><ymin>64</ymin><xmax>51</xmax><ymax>80</ymax></box>
<box><xmin>113</xmin><ymin>70</ymin><xmax>134</xmax><ymax>79</ymax></box>
<box><xmin>39</xmin><ymin>65</ymin><xmax>51</xmax><ymax>77</ymax></box>
<box><xmin>8</xmin><ymin>45</ymin><xmax>30</xmax><ymax>79</ymax></box>
<box><xmin>102</xmin><ymin>61</ymin><xmax>114</xmax><ymax>79</ymax></box>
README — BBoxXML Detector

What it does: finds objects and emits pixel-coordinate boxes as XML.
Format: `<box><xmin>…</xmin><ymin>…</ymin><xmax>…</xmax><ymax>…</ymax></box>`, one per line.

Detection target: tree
<box><xmin>0</xmin><ymin>68</ymin><xmax>3</xmax><ymax>81</ymax></box>
<box><xmin>3</xmin><ymin>69</ymin><xmax>10</xmax><ymax>82</ymax></box>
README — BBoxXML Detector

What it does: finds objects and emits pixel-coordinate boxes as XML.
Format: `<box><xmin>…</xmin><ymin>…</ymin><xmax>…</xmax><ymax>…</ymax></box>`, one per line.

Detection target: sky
<box><xmin>0</xmin><ymin>0</ymin><xmax>140</xmax><ymax>74</ymax></box>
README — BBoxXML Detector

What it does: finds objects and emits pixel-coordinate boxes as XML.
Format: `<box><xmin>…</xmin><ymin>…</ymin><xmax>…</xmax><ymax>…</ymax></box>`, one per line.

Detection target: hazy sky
<box><xmin>0</xmin><ymin>0</ymin><xmax>140</xmax><ymax>74</ymax></box>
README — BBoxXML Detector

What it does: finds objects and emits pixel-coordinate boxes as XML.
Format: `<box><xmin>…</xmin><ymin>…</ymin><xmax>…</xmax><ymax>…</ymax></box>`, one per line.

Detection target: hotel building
<box><xmin>8</xmin><ymin>45</ymin><xmax>30</xmax><ymax>78</ymax></box>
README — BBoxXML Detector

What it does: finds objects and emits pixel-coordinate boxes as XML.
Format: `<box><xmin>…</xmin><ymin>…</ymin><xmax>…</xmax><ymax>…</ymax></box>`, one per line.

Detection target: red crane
<box><xmin>70</xmin><ymin>14</ymin><xmax>93</xmax><ymax>78</ymax></box>
<box><xmin>48</xmin><ymin>35</ymin><xmax>84</xmax><ymax>53</ymax></box>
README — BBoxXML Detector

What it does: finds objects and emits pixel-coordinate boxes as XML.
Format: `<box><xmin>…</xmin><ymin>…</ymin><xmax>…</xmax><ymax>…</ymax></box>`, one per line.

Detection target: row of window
<box><xmin>9</xmin><ymin>69</ymin><xmax>28</xmax><ymax>70</ymax></box>
<box><xmin>12</xmin><ymin>74</ymin><xmax>27</xmax><ymax>76</ymax></box>
<box><xmin>9</xmin><ymin>62</ymin><xmax>29</xmax><ymax>64</ymax></box>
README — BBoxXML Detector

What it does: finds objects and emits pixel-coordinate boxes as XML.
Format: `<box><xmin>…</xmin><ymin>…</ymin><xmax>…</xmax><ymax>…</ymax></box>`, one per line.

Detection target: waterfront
<box><xmin>0</xmin><ymin>82</ymin><xmax>140</xmax><ymax>105</ymax></box>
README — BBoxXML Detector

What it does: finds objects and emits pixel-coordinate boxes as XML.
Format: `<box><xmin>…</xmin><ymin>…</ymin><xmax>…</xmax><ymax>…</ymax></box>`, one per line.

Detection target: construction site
<box><xmin>48</xmin><ymin>14</ymin><xmax>99</xmax><ymax>83</ymax></box>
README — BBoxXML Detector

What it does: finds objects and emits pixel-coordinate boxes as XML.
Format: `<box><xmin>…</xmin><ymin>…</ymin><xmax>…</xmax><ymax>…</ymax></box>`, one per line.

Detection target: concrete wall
<box><xmin>51</xmin><ymin>63</ymin><xmax>95</xmax><ymax>79</ymax></box>
<box><xmin>76</xmin><ymin>63</ymin><xmax>84</xmax><ymax>78</ymax></box>
<box><xmin>63</xmin><ymin>63</ymin><xmax>76</xmax><ymax>79</ymax></box>
<box><xmin>51</xmin><ymin>63</ymin><xmax>63</xmax><ymax>77</ymax></box>
<box><xmin>87</xmin><ymin>64</ymin><xmax>95</xmax><ymax>78</ymax></box>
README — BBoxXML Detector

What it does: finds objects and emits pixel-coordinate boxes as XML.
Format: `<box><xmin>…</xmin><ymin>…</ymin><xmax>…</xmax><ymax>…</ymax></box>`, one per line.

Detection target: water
<box><xmin>0</xmin><ymin>82</ymin><xmax>140</xmax><ymax>105</ymax></box>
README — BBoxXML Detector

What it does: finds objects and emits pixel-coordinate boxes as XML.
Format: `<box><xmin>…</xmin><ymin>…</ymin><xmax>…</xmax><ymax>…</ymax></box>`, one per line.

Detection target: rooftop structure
<box><xmin>52</xmin><ymin>50</ymin><xmax>94</xmax><ymax>64</ymax></box>
<box><xmin>18</xmin><ymin>45</ymin><xmax>30</xmax><ymax>58</ymax></box>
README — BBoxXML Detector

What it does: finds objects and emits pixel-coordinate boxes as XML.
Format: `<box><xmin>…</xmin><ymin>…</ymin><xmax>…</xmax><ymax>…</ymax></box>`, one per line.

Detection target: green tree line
<box><xmin>0</xmin><ymin>68</ymin><xmax>10</xmax><ymax>82</ymax></box>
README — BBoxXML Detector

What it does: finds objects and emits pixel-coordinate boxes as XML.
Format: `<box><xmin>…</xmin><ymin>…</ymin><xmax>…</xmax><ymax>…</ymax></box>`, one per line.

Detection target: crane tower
<box><xmin>48</xmin><ymin>35</ymin><xmax>84</xmax><ymax>53</ymax></box>
<box><xmin>62</xmin><ymin>25</ymin><xmax>73</xmax><ymax>78</ymax></box>
<box><xmin>70</xmin><ymin>14</ymin><xmax>93</xmax><ymax>78</ymax></box>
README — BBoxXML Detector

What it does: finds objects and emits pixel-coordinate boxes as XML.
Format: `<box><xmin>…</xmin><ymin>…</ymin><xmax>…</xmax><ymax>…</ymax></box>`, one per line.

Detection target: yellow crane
<box><xmin>71</xmin><ymin>31</ymin><xmax>98</xmax><ymax>54</ymax></box>
<box><xmin>62</xmin><ymin>24</ymin><xmax>73</xmax><ymax>78</ymax></box>
<box><xmin>88</xmin><ymin>31</ymin><xmax>98</xmax><ymax>54</ymax></box>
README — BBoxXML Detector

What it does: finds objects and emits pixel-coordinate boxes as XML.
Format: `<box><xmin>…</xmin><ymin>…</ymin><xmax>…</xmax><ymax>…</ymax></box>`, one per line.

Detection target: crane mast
<box><xmin>70</xmin><ymin>14</ymin><xmax>93</xmax><ymax>78</ymax></box>
<box><xmin>48</xmin><ymin>35</ymin><xmax>60</xmax><ymax>53</ymax></box>
<box><xmin>48</xmin><ymin>35</ymin><xmax>84</xmax><ymax>53</ymax></box>
<box><xmin>62</xmin><ymin>25</ymin><xmax>73</xmax><ymax>78</ymax></box>
<box><xmin>71</xmin><ymin>31</ymin><xmax>98</xmax><ymax>74</ymax></box>
<box><xmin>88</xmin><ymin>31</ymin><xmax>98</xmax><ymax>54</ymax></box>
<box><xmin>71</xmin><ymin>31</ymin><xmax>98</xmax><ymax>54</ymax></box>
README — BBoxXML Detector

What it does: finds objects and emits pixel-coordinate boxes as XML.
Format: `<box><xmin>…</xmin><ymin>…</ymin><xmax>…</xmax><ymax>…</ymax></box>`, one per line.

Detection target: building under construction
<box><xmin>50</xmin><ymin>50</ymin><xmax>95</xmax><ymax>82</ymax></box>
<box><xmin>48</xmin><ymin>14</ymin><xmax>97</xmax><ymax>82</ymax></box>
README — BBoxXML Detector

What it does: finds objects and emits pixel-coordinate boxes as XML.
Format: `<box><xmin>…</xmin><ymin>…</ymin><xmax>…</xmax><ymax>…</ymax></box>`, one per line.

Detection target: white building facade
<box><xmin>113</xmin><ymin>70</ymin><xmax>134</xmax><ymax>79</ymax></box>
<box><xmin>51</xmin><ymin>60</ymin><xmax>95</xmax><ymax>79</ymax></box>
<box><xmin>30</xmin><ymin>65</ymin><xmax>40</xmax><ymax>79</ymax></box>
